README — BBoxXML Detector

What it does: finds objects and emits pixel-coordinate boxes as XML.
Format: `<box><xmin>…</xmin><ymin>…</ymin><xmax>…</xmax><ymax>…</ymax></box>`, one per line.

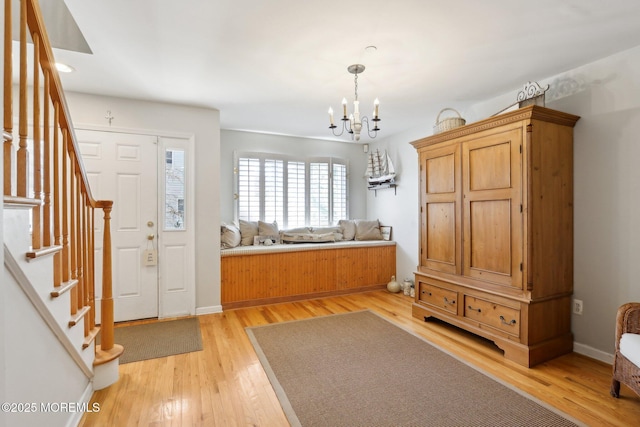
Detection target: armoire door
<box><xmin>420</xmin><ymin>143</ymin><xmax>461</xmax><ymax>275</ymax></box>
<box><xmin>462</xmin><ymin>127</ymin><xmax>523</xmax><ymax>288</ymax></box>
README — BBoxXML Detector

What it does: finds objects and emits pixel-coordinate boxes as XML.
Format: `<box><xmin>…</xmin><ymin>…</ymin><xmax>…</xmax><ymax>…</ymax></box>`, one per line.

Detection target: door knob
<box><xmin>147</xmin><ymin>221</ymin><xmax>154</xmax><ymax>227</ymax></box>
<box><xmin>147</xmin><ymin>234</ymin><xmax>155</xmax><ymax>240</ymax></box>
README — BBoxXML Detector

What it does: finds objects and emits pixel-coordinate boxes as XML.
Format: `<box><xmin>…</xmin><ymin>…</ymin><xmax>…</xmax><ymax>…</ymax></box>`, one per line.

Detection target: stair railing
<box><xmin>3</xmin><ymin>0</ymin><xmax>122</xmax><ymax>370</ymax></box>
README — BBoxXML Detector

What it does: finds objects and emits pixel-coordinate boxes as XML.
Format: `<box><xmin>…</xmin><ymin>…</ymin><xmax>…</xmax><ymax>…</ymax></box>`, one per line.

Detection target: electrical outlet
<box><xmin>573</xmin><ymin>299</ymin><xmax>583</xmax><ymax>315</ymax></box>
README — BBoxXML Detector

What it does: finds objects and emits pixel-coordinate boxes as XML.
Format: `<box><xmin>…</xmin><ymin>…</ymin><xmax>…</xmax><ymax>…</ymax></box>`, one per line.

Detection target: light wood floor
<box><xmin>79</xmin><ymin>291</ymin><xmax>640</xmax><ymax>426</ymax></box>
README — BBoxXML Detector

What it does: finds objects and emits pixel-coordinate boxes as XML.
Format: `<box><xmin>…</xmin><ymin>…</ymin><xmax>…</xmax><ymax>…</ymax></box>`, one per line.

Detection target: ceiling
<box><xmin>39</xmin><ymin>0</ymin><xmax>640</xmax><ymax>142</ymax></box>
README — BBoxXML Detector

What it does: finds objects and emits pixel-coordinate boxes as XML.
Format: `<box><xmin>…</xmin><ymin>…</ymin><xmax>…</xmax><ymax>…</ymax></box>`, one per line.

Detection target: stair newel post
<box><xmin>17</xmin><ymin>0</ymin><xmax>28</xmax><ymax>197</ymax></box>
<box><xmin>100</xmin><ymin>201</ymin><xmax>115</xmax><ymax>352</ymax></box>
<box><xmin>32</xmin><ymin>32</ymin><xmax>42</xmax><ymax>249</ymax></box>
<box><xmin>93</xmin><ymin>200</ymin><xmax>123</xmax><ymax>386</ymax></box>
<box><xmin>3</xmin><ymin>0</ymin><xmax>13</xmax><ymax>196</ymax></box>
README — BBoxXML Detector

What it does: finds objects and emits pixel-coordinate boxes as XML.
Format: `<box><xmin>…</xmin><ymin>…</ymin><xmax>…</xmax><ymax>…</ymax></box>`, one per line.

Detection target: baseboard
<box><xmin>573</xmin><ymin>341</ymin><xmax>614</xmax><ymax>365</ymax></box>
<box><xmin>64</xmin><ymin>382</ymin><xmax>95</xmax><ymax>427</ymax></box>
<box><xmin>196</xmin><ymin>305</ymin><xmax>223</xmax><ymax>315</ymax></box>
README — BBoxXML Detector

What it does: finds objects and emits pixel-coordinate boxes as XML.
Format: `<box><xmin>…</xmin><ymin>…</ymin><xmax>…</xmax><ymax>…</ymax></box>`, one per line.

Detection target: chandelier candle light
<box><xmin>328</xmin><ymin>64</ymin><xmax>380</xmax><ymax>141</ymax></box>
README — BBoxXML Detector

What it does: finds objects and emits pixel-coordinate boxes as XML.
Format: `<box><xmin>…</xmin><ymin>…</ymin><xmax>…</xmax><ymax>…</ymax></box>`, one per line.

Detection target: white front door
<box><xmin>77</xmin><ymin>129</ymin><xmax>159</xmax><ymax>322</ymax></box>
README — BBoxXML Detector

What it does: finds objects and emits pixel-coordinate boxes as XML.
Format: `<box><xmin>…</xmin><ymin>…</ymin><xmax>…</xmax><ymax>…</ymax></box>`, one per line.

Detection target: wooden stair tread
<box><xmin>50</xmin><ymin>279</ymin><xmax>78</xmax><ymax>298</ymax></box>
<box><xmin>69</xmin><ymin>305</ymin><xmax>91</xmax><ymax>327</ymax></box>
<box><xmin>94</xmin><ymin>344</ymin><xmax>124</xmax><ymax>366</ymax></box>
<box><xmin>83</xmin><ymin>327</ymin><xmax>100</xmax><ymax>349</ymax></box>
<box><xmin>26</xmin><ymin>245</ymin><xmax>62</xmax><ymax>259</ymax></box>
<box><xmin>3</xmin><ymin>196</ymin><xmax>42</xmax><ymax>208</ymax></box>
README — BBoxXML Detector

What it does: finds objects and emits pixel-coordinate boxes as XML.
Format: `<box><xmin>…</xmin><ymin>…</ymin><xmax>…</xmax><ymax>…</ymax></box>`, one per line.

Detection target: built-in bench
<box><xmin>221</xmin><ymin>240</ymin><xmax>396</xmax><ymax>309</ymax></box>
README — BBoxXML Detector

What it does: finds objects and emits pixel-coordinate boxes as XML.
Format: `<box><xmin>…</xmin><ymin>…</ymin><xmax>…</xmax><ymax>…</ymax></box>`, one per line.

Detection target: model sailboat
<box><xmin>365</xmin><ymin>149</ymin><xmax>396</xmax><ymax>188</ymax></box>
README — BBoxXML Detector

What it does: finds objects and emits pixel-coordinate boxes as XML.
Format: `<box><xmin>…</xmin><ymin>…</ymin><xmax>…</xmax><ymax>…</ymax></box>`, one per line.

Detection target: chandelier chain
<box><xmin>354</xmin><ymin>73</ymin><xmax>359</xmax><ymax>101</ymax></box>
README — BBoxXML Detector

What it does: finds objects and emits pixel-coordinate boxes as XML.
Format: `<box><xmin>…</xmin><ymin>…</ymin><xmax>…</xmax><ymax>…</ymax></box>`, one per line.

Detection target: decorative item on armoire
<box><xmin>433</xmin><ymin>108</ymin><xmax>466</xmax><ymax>134</ymax></box>
<box><xmin>493</xmin><ymin>81</ymin><xmax>550</xmax><ymax>116</ymax></box>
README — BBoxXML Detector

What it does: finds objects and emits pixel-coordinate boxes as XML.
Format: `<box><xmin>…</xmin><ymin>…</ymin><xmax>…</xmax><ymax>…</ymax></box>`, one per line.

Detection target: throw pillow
<box><xmin>220</xmin><ymin>223</ymin><xmax>241</xmax><ymax>249</ymax></box>
<box><xmin>338</xmin><ymin>219</ymin><xmax>357</xmax><ymax>240</ymax></box>
<box><xmin>259</xmin><ymin>220</ymin><xmax>279</xmax><ymax>236</ymax></box>
<box><xmin>355</xmin><ymin>219</ymin><xmax>383</xmax><ymax>241</ymax></box>
<box><xmin>239</xmin><ymin>219</ymin><xmax>259</xmax><ymax>246</ymax></box>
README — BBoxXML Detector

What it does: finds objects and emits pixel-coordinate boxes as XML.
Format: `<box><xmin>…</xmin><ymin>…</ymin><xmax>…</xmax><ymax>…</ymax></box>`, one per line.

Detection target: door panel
<box><xmin>420</xmin><ymin>144</ymin><xmax>461</xmax><ymax>274</ymax></box>
<box><xmin>426</xmin><ymin>202</ymin><xmax>456</xmax><ymax>265</ymax></box>
<box><xmin>468</xmin><ymin>141</ymin><xmax>511</xmax><ymax>191</ymax></box>
<box><xmin>463</xmin><ymin>128</ymin><xmax>523</xmax><ymax>288</ymax></box>
<box><xmin>158</xmin><ymin>137</ymin><xmax>195</xmax><ymax>318</ymax></box>
<box><xmin>469</xmin><ymin>199</ymin><xmax>511</xmax><ymax>275</ymax></box>
<box><xmin>77</xmin><ymin>129</ymin><xmax>159</xmax><ymax>321</ymax></box>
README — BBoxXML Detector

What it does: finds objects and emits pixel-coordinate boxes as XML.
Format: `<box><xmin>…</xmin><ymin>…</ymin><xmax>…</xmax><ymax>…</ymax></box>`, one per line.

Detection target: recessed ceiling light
<box><xmin>365</xmin><ymin>45</ymin><xmax>377</xmax><ymax>53</ymax></box>
<box><xmin>55</xmin><ymin>62</ymin><xmax>75</xmax><ymax>73</ymax></box>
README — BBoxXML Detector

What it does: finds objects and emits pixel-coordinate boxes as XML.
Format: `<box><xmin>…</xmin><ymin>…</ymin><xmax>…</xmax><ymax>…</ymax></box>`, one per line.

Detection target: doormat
<box><xmin>100</xmin><ymin>317</ymin><xmax>202</xmax><ymax>364</ymax></box>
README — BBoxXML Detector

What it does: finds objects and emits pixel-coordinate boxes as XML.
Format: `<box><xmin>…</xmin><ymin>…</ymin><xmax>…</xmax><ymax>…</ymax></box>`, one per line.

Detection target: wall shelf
<box><xmin>368</xmin><ymin>183</ymin><xmax>397</xmax><ymax>196</ymax></box>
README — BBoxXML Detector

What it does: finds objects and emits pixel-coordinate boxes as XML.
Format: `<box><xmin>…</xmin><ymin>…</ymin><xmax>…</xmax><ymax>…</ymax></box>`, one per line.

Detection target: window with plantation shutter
<box><xmin>264</xmin><ymin>159</ymin><xmax>284</xmax><ymax>225</ymax></box>
<box><xmin>237</xmin><ymin>157</ymin><xmax>261</xmax><ymax>221</ymax></box>
<box><xmin>332</xmin><ymin>162</ymin><xmax>347</xmax><ymax>221</ymax></box>
<box><xmin>287</xmin><ymin>161</ymin><xmax>306</xmax><ymax>228</ymax></box>
<box><xmin>235</xmin><ymin>152</ymin><xmax>348</xmax><ymax>228</ymax></box>
<box><xmin>310</xmin><ymin>162</ymin><xmax>330</xmax><ymax>226</ymax></box>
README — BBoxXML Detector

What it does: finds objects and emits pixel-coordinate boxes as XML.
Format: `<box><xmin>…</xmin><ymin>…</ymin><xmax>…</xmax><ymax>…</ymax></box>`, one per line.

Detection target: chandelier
<box><xmin>328</xmin><ymin>64</ymin><xmax>380</xmax><ymax>142</ymax></box>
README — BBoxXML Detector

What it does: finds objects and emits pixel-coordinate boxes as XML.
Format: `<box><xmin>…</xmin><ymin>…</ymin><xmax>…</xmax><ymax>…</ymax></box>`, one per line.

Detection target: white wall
<box><xmin>369</xmin><ymin>44</ymin><xmax>640</xmax><ymax>360</ymax></box>
<box><xmin>4</xmin><ymin>265</ymin><xmax>90</xmax><ymax>427</ymax></box>
<box><xmin>220</xmin><ymin>130</ymin><xmax>368</xmax><ymax>224</ymax></box>
<box><xmin>365</xmin><ymin>125</ymin><xmax>427</xmax><ymax>285</ymax></box>
<box><xmin>64</xmin><ymin>92</ymin><xmax>222</xmax><ymax>312</ymax></box>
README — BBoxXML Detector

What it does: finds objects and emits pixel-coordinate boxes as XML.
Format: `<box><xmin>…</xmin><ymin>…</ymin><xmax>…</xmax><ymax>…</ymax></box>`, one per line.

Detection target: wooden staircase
<box><xmin>3</xmin><ymin>0</ymin><xmax>121</xmax><ymax>395</ymax></box>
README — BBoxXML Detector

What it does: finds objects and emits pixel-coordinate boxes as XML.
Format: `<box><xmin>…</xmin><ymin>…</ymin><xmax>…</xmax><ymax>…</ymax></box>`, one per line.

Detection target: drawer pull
<box><xmin>500</xmin><ymin>315</ymin><xmax>517</xmax><ymax>326</ymax></box>
<box><xmin>467</xmin><ymin>305</ymin><xmax>481</xmax><ymax>313</ymax></box>
<box><xmin>421</xmin><ymin>290</ymin><xmax>432</xmax><ymax>296</ymax></box>
<box><xmin>443</xmin><ymin>297</ymin><xmax>456</xmax><ymax>305</ymax></box>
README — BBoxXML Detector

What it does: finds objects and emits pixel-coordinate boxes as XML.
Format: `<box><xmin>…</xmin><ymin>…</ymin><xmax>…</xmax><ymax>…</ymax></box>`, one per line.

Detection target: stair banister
<box><xmin>3</xmin><ymin>0</ymin><xmax>123</xmax><ymax>379</ymax></box>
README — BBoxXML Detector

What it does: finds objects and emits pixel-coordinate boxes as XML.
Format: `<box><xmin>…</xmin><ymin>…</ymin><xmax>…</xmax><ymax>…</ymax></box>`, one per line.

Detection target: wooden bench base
<box><xmin>221</xmin><ymin>243</ymin><xmax>396</xmax><ymax>309</ymax></box>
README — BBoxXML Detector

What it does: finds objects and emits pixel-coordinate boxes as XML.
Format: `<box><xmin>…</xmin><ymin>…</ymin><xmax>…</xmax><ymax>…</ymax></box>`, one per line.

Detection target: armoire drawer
<box><xmin>463</xmin><ymin>295</ymin><xmax>520</xmax><ymax>337</ymax></box>
<box><xmin>418</xmin><ymin>282</ymin><xmax>458</xmax><ymax>314</ymax></box>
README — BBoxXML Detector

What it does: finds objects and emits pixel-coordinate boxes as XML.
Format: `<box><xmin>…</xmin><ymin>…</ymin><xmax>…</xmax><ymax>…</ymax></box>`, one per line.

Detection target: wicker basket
<box><xmin>433</xmin><ymin>108</ymin><xmax>466</xmax><ymax>134</ymax></box>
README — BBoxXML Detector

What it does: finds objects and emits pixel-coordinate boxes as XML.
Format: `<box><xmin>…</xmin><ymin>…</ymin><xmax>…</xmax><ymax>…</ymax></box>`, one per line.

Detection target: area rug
<box><xmin>104</xmin><ymin>317</ymin><xmax>202</xmax><ymax>364</ymax></box>
<box><xmin>246</xmin><ymin>310</ymin><xmax>584</xmax><ymax>427</ymax></box>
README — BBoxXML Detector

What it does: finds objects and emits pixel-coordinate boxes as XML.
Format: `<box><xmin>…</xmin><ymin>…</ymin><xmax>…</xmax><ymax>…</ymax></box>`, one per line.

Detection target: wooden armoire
<box><xmin>411</xmin><ymin>105</ymin><xmax>580</xmax><ymax>367</ymax></box>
